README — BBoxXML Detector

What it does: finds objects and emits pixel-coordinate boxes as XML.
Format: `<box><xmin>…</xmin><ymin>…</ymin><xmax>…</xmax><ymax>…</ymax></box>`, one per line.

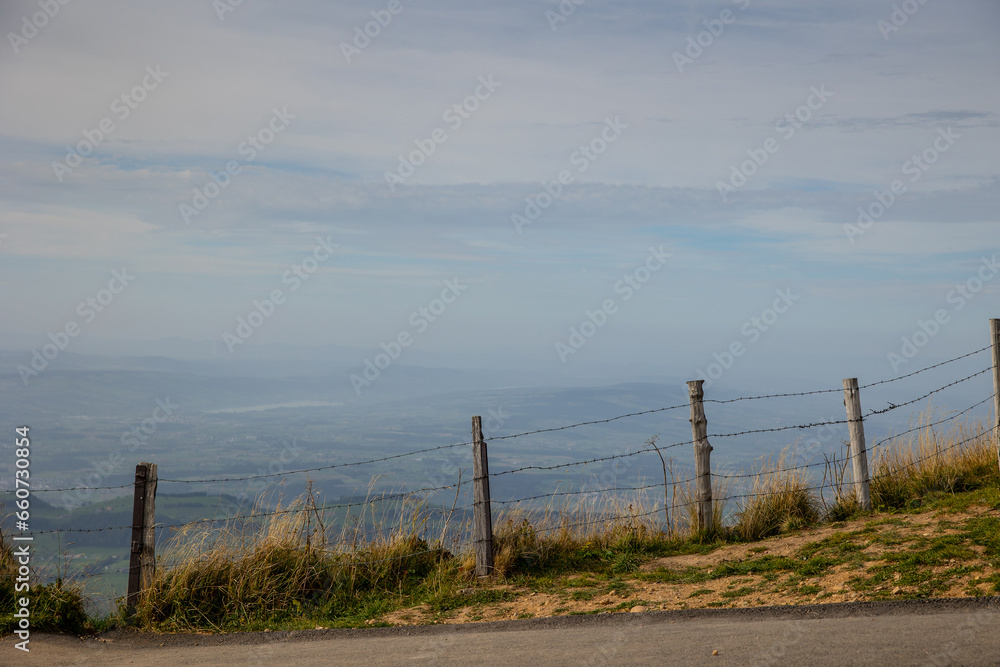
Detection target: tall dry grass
<box><xmin>869</xmin><ymin>412</ymin><xmax>997</xmax><ymax>509</ymax></box>
<box><xmin>133</xmin><ymin>490</ymin><xmax>446</xmax><ymax>631</ymax></box>
<box><xmin>126</xmin><ymin>407</ymin><xmax>998</xmax><ymax>630</ymax></box>
<box><xmin>732</xmin><ymin>447</ymin><xmax>820</xmax><ymax>541</ymax></box>
<box><xmin>487</xmin><ymin>488</ymin><xmax>669</xmax><ymax>577</ymax></box>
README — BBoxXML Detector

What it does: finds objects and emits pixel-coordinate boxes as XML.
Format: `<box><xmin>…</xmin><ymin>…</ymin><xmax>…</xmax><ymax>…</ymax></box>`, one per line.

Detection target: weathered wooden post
<box><xmin>471</xmin><ymin>417</ymin><xmax>494</xmax><ymax>577</ymax></box>
<box><xmin>842</xmin><ymin>379</ymin><xmax>872</xmax><ymax>510</ymax></box>
<box><xmin>991</xmin><ymin>319</ymin><xmax>1000</xmax><ymax>475</ymax></box>
<box><xmin>687</xmin><ymin>380</ymin><xmax>714</xmax><ymax>534</ymax></box>
<box><xmin>126</xmin><ymin>462</ymin><xmax>157</xmax><ymax>614</ymax></box>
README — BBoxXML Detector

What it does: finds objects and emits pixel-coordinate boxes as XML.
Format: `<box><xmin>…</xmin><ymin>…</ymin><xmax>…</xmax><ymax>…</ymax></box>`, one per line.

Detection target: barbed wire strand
<box><xmin>868</xmin><ymin>393</ymin><xmax>996</xmax><ymax>452</ymax></box>
<box><xmin>864</xmin><ymin>367</ymin><xmax>992</xmax><ymax>417</ymax></box>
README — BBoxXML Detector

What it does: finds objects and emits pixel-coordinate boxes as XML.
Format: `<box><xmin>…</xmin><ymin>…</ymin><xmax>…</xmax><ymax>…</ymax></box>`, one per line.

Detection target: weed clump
<box><xmin>0</xmin><ymin>535</ymin><xmax>91</xmax><ymax>635</ymax></box>
<box><xmin>733</xmin><ymin>449</ymin><xmax>820</xmax><ymax>542</ymax></box>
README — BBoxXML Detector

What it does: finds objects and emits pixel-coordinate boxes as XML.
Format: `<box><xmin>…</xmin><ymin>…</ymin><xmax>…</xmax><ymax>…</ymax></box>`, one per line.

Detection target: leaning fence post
<box><xmin>126</xmin><ymin>462</ymin><xmax>157</xmax><ymax>614</ymax></box>
<box><xmin>990</xmin><ymin>319</ymin><xmax>1000</xmax><ymax>476</ymax></box>
<box><xmin>687</xmin><ymin>380</ymin><xmax>714</xmax><ymax>534</ymax></box>
<box><xmin>842</xmin><ymin>379</ymin><xmax>872</xmax><ymax>510</ymax></box>
<box><xmin>471</xmin><ymin>416</ymin><xmax>494</xmax><ymax>577</ymax></box>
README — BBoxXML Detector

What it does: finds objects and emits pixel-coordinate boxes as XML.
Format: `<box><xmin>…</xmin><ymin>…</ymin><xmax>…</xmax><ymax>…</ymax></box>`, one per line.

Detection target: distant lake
<box><xmin>204</xmin><ymin>401</ymin><xmax>344</xmax><ymax>413</ymax></box>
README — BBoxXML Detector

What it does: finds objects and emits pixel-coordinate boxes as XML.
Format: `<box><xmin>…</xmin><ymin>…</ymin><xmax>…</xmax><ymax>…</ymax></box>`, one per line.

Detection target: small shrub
<box><xmin>870</xmin><ymin>414</ymin><xmax>996</xmax><ymax>510</ymax></box>
<box><xmin>734</xmin><ymin>449</ymin><xmax>820</xmax><ymax>542</ymax></box>
<box><xmin>0</xmin><ymin>535</ymin><xmax>90</xmax><ymax>636</ymax></box>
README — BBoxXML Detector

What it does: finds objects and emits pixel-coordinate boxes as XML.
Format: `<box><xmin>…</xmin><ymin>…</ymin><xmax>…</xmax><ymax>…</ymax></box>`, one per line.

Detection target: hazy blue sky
<box><xmin>1</xmin><ymin>0</ymin><xmax>998</xmax><ymax>389</ymax></box>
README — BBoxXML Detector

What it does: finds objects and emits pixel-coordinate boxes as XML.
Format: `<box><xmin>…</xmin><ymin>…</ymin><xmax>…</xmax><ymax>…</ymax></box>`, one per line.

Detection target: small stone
<box><xmin>630</xmin><ymin>605</ymin><xmax>648</xmax><ymax>613</ymax></box>
<box><xmin>712</xmin><ymin>650</ymin><xmax>719</xmax><ymax>656</ymax></box>
<box><xmin>892</xmin><ymin>587</ymin><xmax>901</xmax><ymax>594</ymax></box>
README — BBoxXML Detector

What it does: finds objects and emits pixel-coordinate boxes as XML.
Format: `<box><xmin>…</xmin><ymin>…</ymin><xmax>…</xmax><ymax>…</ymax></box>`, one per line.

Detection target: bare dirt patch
<box><xmin>377</xmin><ymin>504</ymin><xmax>999</xmax><ymax>626</ymax></box>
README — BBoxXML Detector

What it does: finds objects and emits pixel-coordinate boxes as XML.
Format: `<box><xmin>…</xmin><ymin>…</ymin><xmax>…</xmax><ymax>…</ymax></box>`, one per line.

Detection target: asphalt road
<box><xmin>7</xmin><ymin>597</ymin><xmax>1000</xmax><ymax>666</ymax></box>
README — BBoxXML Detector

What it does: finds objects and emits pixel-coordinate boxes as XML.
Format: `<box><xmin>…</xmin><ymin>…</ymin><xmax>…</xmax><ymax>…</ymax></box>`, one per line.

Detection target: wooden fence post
<box><xmin>991</xmin><ymin>319</ymin><xmax>1000</xmax><ymax>476</ymax></box>
<box><xmin>842</xmin><ymin>379</ymin><xmax>872</xmax><ymax>510</ymax></box>
<box><xmin>126</xmin><ymin>462</ymin><xmax>157</xmax><ymax>614</ymax></box>
<box><xmin>471</xmin><ymin>417</ymin><xmax>494</xmax><ymax>577</ymax></box>
<box><xmin>687</xmin><ymin>381</ymin><xmax>714</xmax><ymax>534</ymax></box>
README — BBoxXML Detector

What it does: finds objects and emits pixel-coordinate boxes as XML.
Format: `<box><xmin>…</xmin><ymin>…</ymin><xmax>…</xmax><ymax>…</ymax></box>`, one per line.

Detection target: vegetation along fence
<box><xmin>5</xmin><ymin>319</ymin><xmax>1000</xmax><ymax>608</ymax></box>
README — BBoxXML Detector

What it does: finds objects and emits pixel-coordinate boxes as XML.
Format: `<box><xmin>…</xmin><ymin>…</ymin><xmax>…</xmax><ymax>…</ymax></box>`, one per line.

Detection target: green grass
<box><xmin>3</xmin><ymin>409</ymin><xmax>996</xmax><ymax>636</ymax></box>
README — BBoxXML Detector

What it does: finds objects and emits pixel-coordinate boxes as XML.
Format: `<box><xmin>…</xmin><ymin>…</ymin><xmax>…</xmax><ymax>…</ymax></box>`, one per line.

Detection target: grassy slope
<box><xmin>2</xmin><ymin>413</ymin><xmax>998</xmax><ymax>634</ymax></box>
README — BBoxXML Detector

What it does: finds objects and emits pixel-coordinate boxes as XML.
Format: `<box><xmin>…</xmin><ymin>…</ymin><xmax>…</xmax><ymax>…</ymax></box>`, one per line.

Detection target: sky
<box><xmin>1</xmin><ymin>0</ymin><xmax>999</xmax><ymax>391</ymax></box>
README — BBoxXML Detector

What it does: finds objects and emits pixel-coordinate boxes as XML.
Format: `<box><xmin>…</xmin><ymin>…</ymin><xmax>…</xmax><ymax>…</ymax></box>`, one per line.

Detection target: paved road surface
<box><xmin>6</xmin><ymin>598</ymin><xmax>1000</xmax><ymax>666</ymax></box>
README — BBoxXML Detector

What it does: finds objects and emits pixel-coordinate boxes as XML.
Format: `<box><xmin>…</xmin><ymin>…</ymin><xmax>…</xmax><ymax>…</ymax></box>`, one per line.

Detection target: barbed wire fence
<box><xmin>3</xmin><ymin>327</ymin><xmax>999</xmax><ymax>595</ymax></box>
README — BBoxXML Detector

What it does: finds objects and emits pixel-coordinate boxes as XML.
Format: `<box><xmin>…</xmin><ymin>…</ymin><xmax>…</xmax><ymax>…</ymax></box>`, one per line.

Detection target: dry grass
<box><xmin>733</xmin><ymin>448</ymin><xmax>821</xmax><ymax>541</ymax></box>
<box><xmin>119</xmin><ymin>407</ymin><xmax>998</xmax><ymax>631</ymax></box>
<box><xmin>487</xmin><ymin>490</ymin><xmax>670</xmax><ymax>578</ymax></box>
<box><xmin>133</xmin><ymin>490</ymin><xmax>447</xmax><ymax>631</ymax></box>
<box><xmin>870</xmin><ymin>413</ymin><xmax>997</xmax><ymax>509</ymax></box>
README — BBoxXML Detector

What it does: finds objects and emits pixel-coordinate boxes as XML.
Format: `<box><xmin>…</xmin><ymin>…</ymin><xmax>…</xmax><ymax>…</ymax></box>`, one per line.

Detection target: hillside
<box><xmin>378</xmin><ymin>491</ymin><xmax>1000</xmax><ymax>626</ymax></box>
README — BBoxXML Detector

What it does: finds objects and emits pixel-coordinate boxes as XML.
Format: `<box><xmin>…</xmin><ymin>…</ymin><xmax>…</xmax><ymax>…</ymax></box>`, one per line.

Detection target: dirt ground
<box><xmin>379</xmin><ymin>504</ymin><xmax>999</xmax><ymax>626</ymax></box>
